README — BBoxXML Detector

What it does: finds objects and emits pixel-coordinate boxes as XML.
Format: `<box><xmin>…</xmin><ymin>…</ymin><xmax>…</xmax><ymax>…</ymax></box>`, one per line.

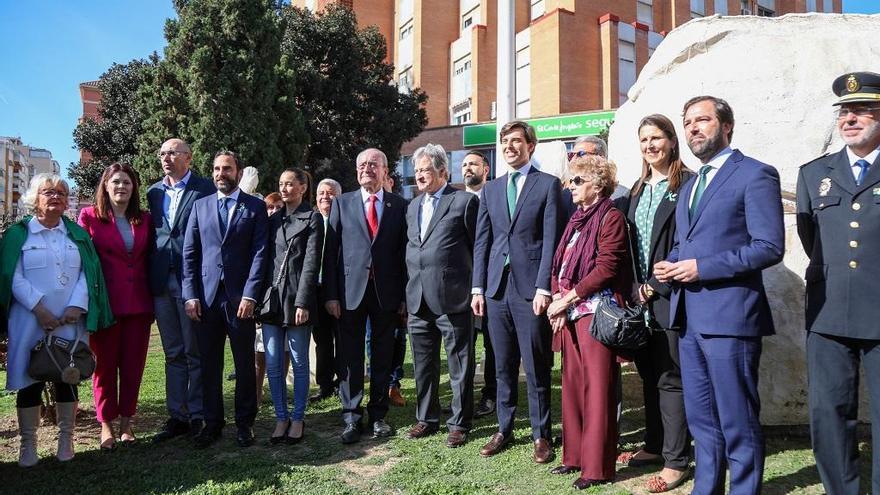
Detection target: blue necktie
<box><xmin>855</xmin><ymin>159</ymin><xmax>870</xmax><ymax>186</ymax></box>
<box><xmin>219</xmin><ymin>197</ymin><xmax>232</xmax><ymax>236</ymax></box>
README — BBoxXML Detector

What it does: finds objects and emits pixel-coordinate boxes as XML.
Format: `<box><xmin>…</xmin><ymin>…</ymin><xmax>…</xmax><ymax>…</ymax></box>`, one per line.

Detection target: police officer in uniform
<box><xmin>796</xmin><ymin>71</ymin><xmax>880</xmax><ymax>495</ymax></box>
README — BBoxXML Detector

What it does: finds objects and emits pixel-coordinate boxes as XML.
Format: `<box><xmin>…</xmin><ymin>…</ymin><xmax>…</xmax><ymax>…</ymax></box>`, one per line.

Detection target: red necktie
<box><xmin>366</xmin><ymin>194</ymin><xmax>379</xmax><ymax>239</ymax></box>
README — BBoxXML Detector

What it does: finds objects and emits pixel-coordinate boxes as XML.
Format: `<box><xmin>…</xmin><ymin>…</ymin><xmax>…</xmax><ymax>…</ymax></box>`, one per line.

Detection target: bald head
<box><xmin>159</xmin><ymin>138</ymin><xmax>193</xmax><ymax>182</ymax></box>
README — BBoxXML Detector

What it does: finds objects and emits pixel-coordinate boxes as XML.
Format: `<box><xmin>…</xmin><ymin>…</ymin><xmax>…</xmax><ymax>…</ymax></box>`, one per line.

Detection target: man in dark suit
<box><xmin>461</xmin><ymin>151</ymin><xmax>496</xmax><ymax>419</ymax></box>
<box><xmin>323</xmin><ymin>148</ymin><xmax>408</xmax><ymax>444</ymax></box>
<box><xmin>796</xmin><ymin>71</ymin><xmax>880</xmax><ymax>495</ymax></box>
<box><xmin>147</xmin><ymin>138</ymin><xmax>216</xmax><ymax>442</ymax></box>
<box><xmin>404</xmin><ymin>144</ymin><xmax>478</xmax><ymax>448</ymax></box>
<box><xmin>471</xmin><ymin>121</ymin><xmax>563</xmax><ymax>464</ymax></box>
<box><xmin>182</xmin><ymin>151</ymin><xmax>268</xmax><ymax>448</ymax></box>
<box><xmin>655</xmin><ymin>96</ymin><xmax>784</xmax><ymax>494</ymax></box>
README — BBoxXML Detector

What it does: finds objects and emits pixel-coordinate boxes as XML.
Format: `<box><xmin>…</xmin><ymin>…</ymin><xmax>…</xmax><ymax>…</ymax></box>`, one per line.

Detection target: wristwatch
<box><xmin>642</xmin><ymin>284</ymin><xmax>655</xmax><ymax>300</ymax></box>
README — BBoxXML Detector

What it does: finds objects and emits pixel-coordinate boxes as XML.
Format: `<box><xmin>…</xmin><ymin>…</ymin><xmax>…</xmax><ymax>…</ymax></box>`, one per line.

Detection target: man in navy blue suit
<box><xmin>655</xmin><ymin>96</ymin><xmax>784</xmax><ymax>494</ymax></box>
<box><xmin>182</xmin><ymin>151</ymin><xmax>268</xmax><ymax>448</ymax></box>
<box><xmin>322</xmin><ymin>148</ymin><xmax>408</xmax><ymax>444</ymax></box>
<box><xmin>471</xmin><ymin>121</ymin><xmax>564</xmax><ymax>464</ymax></box>
<box><xmin>147</xmin><ymin>138</ymin><xmax>216</xmax><ymax>442</ymax></box>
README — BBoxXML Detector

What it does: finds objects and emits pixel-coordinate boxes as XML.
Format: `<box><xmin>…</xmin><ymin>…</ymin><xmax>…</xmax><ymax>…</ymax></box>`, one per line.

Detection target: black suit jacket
<box><xmin>405</xmin><ymin>185</ymin><xmax>479</xmax><ymax>315</ymax></box>
<box><xmin>797</xmin><ymin>147</ymin><xmax>880</xmax><ymax>340</ymax></box>
<box><xmin>622</xmin><ymin>169</ymin><xmax>695</xmax><ymax>329</ymax></box>
<box><xmin>146</xmin><ymin>173</ymin><xmax>216</xmax><ymax>295</ymax></box>
<box><xmin>323</xmin><ymin>189</ymin><xmax>408</xmax><ymax>311</ymax></box>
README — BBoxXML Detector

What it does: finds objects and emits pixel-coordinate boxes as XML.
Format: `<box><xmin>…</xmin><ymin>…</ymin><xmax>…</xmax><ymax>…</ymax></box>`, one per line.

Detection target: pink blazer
<box><xmin>78</xmin><ymin>206</ymin><xmax>154</xmax><ymax>318</ymax></box>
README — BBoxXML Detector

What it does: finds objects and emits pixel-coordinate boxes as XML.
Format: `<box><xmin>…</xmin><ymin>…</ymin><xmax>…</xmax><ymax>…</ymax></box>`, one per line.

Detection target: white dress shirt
<box><xmin>689</xmin><ymin>146</ymin><xmax>733</xmax><ymax>210</ymax></box>
<box><xmin>846</xmin><ymin>146</ymin><xmax>880</xmax><ymax>180</ymax></box>
<box><xmin>217</xmin><ymin>188</ymin><xmax>241</xmax><ymax>226</ymax></box>
<box><xmin>420</xmin><ymin>183</ymin><xmax>447</xmax><ymax>240</ymax></box>
<box><xmin>360</xmin><ymin>188</ymin><xmax>385</xmax><ymax>225</ymax></box>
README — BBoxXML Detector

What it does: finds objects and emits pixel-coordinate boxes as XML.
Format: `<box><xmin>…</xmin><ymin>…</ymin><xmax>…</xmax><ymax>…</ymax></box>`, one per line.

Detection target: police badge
<box><xmin>818</xmin><ymin>178</ymin><xmax>832</xmax><ymax>197</ymax></box>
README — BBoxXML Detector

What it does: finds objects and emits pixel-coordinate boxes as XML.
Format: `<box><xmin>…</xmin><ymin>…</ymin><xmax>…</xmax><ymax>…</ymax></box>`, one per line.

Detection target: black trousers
<box><xmin>486</xmin><ymin>268</ymin><xmax>553</xmax><ymax>440</ymax></box>
<box><xmin>474</xmin><ymin>314</ymin><xmax>496</xmax><ymax>400</ymax></box>
<box><xmin>634</xmin><ymin>328</ymin><xmax>691</xmax><ymax>470</ymax></box>
<box><xmin>196</xmin><ymin>286</ymin><xmax>257</xmax><ymax>429</ymax></box>
<box><xmin>337</xmin><ymin>282</ymin><xmax>396</xmax><ymax>425</ymax></box>
<box><xmin>17</xmin><ymin>381</ymin><xmax>78</xmax><ymax>408</ymax></box>
<box><xmin>409</xmin><ymin>304</ymin><xmax>475</xmax><ymax>431</ymax></box>
<box><xmin>808</xmin><ymin>331</ymin><xmax>880</xmax><ymax>495</ymax></box>
<box><xmin>313</xmin><ymin>286</ymin><xmax>339</xmax><ymax>393</ymax></box>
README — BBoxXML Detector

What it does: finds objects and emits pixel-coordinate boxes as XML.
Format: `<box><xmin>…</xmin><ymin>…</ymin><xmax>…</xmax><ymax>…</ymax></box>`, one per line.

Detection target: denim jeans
<box><xmin>262</xmin><ymin>323</ymin><xmax>311</xmax><ymax>421</ymax></box>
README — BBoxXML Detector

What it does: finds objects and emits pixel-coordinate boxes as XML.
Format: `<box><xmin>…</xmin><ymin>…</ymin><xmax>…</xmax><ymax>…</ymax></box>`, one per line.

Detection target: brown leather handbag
<box><xmin>28</xmin><ymin>327</ymin><xmax>96</xmax><ymax>385</ymax></box>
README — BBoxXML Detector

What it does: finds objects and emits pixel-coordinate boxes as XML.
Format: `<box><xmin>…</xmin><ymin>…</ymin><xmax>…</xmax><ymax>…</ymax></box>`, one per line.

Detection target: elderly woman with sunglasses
<box><xmin>546</xmin><ymin>155</ymin><xmax>633</xmax><ymax>490</ymax></box>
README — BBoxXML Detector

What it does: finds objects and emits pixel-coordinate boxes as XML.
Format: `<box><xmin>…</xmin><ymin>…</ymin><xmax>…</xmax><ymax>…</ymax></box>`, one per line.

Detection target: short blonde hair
<box><xmin>23</xmin><ymin>173</ymin><xmax>69</xmax><ymax>214</ymax></box>
<box><xmin>568</xmin><ymin>155</ymin><xmax>618</xmax><ymax>198</ymax></box>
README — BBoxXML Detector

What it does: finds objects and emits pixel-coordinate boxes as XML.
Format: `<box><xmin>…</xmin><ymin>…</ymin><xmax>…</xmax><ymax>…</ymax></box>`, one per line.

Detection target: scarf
<box><xmin>551</xmin><ymin>196</ymin><xmax>614</xmax><ymax>291</ymax></box>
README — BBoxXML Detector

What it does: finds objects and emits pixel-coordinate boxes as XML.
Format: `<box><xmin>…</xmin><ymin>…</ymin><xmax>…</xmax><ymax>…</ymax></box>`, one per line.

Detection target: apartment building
<box><xmin>0</xmin><ymin>137</ymin><xmax>35</xmax><ymax>216</ymax></box>
<box><xmin>295</xmin><ymin>0</ymin><xmax>840</xmax><ymax>195</ymax></box>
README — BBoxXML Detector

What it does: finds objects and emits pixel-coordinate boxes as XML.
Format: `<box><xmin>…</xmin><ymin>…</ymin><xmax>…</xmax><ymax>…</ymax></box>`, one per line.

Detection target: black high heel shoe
<box><xmin>270</xmin><ymin>420</ymin><xmax>290</xmax><ymax>445</ymax></box>
<box><xmin>286</xmin><ymin>420</ymin><xmax>305</xmax><ymax>444</ymax></box>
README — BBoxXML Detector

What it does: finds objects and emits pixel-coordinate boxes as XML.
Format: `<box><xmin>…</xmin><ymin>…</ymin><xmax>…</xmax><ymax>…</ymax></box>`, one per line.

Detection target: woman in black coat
<box><xmin>260</xmin><ymin>168</ymin><xmax>323</xmax><ymax>444</ymax></box>
<box><xmin>619</xmin><ymin>114</ymin><xmax>695</xmax><ymax>493</ymax></box>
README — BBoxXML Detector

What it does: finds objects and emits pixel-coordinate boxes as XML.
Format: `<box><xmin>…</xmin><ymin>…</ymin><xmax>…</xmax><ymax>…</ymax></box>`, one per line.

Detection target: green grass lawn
<box><xmin>0</xmin><ymin>328</ymin><xmax>871</xmax><ymax>494</ymax></box>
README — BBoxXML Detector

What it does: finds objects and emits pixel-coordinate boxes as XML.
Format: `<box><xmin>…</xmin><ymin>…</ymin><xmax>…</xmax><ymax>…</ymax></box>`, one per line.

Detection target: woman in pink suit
<box><xmin>78</xmin><ymin>163</ymin><xmax>154</xmax><ymax>451</ymax></box>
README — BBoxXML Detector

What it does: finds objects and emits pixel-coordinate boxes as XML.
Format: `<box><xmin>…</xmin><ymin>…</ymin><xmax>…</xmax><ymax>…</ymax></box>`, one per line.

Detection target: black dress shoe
<box><xmin>550</xmin><ymin>465</ymin><xmax>580</xmax><ymax>475</ymax></box>
<box><xmin>193</xmin><ymin>425</ymin><xmax>223</xmax><ymax>449</ymax></box>
<box><xmin>474</xmin><ymin>397</ymin><xmax>496</xmax><ymax>418</ymax></box>
<box><xmin>372</xmin><ymin>419</ymin><xmax>394</xmax><ymax>438</ymax></box>
<box><xmin>572</xmin><ymin>478</ymin><xmax>611</xmax><ymax>490</ymax></box>
<box><xmin>190</xmin><ymin>419</ymin><xmax>204</xmax><ymax>438</ymax></box>
<box><xmin>153</xmin><ymin>418</ymin><xmax>190</xmax><ymax>443</ymax></box>
<box><xmin>236</xmin><ymin>426</ymin><xmax>255</xmax><ymax>447</ymax></box>
<box><xmin>341</xmin><ymin>422</ymin><xmax>362</xmax><ymax>444</ymax></box>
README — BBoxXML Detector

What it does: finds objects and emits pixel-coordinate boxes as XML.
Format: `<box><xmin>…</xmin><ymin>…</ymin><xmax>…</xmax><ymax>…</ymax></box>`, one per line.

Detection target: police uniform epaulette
<box><xmin>800</xmin><ymin>153</ymin><xmax>830</xmax><ymax>168</ymax></box>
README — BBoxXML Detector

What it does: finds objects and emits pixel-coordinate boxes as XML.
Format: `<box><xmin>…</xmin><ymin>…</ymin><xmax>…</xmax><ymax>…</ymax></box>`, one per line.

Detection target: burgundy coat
<box><xmin>78</xmin><ymin>206</ymin><xmax>154</xmax><ymax>318</ymax></box>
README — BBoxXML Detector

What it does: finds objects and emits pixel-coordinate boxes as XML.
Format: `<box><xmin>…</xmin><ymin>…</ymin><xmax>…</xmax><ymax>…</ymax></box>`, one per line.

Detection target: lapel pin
<box><xmin>385</xmin><ymin>202</ymin><xmax>392</xmax><ymax>208</ymax></box>
<box><xmin>818</xmin><ymin>178</ymin><xmax>831</xmax><ymax>197</ymax></box>
<box><xmin>873</xmin><ymin>187</ymin><xmax>880</xmax><ymax>196</ymax></box>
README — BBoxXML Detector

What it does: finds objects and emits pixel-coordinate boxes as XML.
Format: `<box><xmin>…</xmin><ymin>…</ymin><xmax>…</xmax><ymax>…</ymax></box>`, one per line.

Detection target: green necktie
<box><xmin>507</xmin><ymin>171</ymin><xmax>520</xmax><ymax>220</ymax></box>
<box><xmin>689</xmin><ymin>165</ymin><xmax>712</xmax><ymax>219</ymax></box>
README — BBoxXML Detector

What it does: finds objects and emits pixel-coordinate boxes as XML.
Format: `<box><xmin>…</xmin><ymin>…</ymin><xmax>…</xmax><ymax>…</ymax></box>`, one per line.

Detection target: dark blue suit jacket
<box><xmin>146</xmin><ymin>173</ymin><xmax>215</xmax><ymax>295</ymax></box>
<box><xmin>181</xmin><ymin>191</ymin><xmax>268</xmax><ymax>307</ymax></box>
<box><xmin>472</xmin><ymin>163</ymin><xmax>564</xmax><ymax>300</ymax></box>
<box><xmin>323</xmin><ymin>190</ymin><xmax>407</xmax><ymax>311</ymax></box>
<box><xmin>668</xmin><ymin>150</ymin><xmax>784</xmax><ymax>336</ymax></box>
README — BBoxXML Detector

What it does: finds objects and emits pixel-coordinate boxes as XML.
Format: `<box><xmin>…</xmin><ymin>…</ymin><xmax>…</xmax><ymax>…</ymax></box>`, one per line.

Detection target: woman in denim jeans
<box><xmin>261</xmin><ymin>168</ymin><xmax>323</xmax><ymax>444</ymax></box>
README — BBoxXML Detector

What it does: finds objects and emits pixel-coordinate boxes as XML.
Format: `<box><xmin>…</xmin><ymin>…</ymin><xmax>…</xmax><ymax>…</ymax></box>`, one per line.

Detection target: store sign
<box><xmin>462</xmin><ymin>111</ymin><xmax>615</xmax><ymax>147</ymax></box>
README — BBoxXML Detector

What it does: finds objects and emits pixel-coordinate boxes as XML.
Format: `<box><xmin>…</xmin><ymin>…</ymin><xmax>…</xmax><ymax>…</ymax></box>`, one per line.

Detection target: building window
<box><xmin>530</xmin><ymin>0</ymin><xmax>545</xmax><ymax>20</ymax></box>
<box><xmin>453</xmin><ymin>111</ymin><xmax>472</xmax><ymax>125</ymax></box>
<box><xmin>399</xmin><ymin>23</ymin><xmax>413</xmax><ymax>41</ymax></box>
<box><xmin>399</xmin><ymin>0</ymin><xmax>414</xmax><ymax>22</ymax></box>
<box><xmin>823</xmin><ymin>0</ymin><xmax>834</xmax><ymax>12</ymax></box>
<box><xmin>805</xmin><ymin>0</ymin><xmax>817</xmax><ymax>10</ymax></box>
<box><xmin>691</xmin><ymin>0</ymin><xmax>705</xmax><ymax>18</ymax></box>
<box><xmin>757</xmin><ymin>0</ymin><xmax>775</xmax><ymax>16</ymax></box>
<box><xmin>452</xmin><ymin>56</ymin><xmax>473</xmax><ymax>104</ymax></box>
<box><xmin>515</xmin><ymin>46</ymin><xmax>530</xmax><ymax>119</ymax></box>
<box><xmin>741</xmin><ymin>0</ymin><xmax>751</xmax><ymax>14</ymax></box>
<box><xmin>398</xmin><ymin>66</ymin><xmax>414</xmax><ymax>94</ymax></box>
<box><xmin>714</xmin><ymin>0</ymin><xmax>729</xmax><ymax>15</ymax></box>
<box><xmin>619</xmin><ymin>39</ymin><xmax>636</xmax><ymax>105</ymax></box>
<box><xmin>637</xmin><ymin>0</ymin><xmax>653</xmax><ymax>29</ymax></box>
<box><xmin>461</xmin><ymin>5</ymin><xmax>479</xmax><ymax>31</ymax></box>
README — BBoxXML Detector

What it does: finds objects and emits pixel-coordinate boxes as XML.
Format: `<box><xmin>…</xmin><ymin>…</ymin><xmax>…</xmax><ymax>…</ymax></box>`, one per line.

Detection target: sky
<box><xmin>0</xmin><ymin>0</ymin><xmax>878</xmax><ymax>178</ymax></box>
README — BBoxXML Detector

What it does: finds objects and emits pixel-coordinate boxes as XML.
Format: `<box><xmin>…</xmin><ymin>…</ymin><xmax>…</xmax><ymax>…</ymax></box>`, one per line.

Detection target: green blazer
<box><xmin>0</xmin><ymin>216</ymin><xmax>114</xmax><ymax>335</ymax></box>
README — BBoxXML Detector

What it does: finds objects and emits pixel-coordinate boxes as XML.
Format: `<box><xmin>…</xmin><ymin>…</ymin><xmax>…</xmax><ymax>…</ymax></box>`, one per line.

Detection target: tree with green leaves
<box><xmin>136</xmin><ymin>0</ymin><xmax>308</xmax><ymax>192</ymax></box>
<box><xmin>280</xmin><ymin>4</ymin><xmax>428</xmax><ymax>191</ymax></box>
<box><xmin>70</xmin><ymin>57</ymin><xmax>158</xmax><ymax>199</ymax></box>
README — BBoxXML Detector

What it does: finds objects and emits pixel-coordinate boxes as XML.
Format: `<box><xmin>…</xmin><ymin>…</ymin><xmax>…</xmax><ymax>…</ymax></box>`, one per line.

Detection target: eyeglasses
<box><xmin>576</xmin><ymin>150</ymin><xmax>600</xmax><ymax>157</ymax></box>
<box><xmin>157</xmin><ymin>150</ymin><xmax>189</xmax><ymax>158</ymax></box>
<box><xmin>569</xmin><ymin>176</ymin><xmax>591</xmax><ymax>186</ymax></box>
<box><xmin>836</xmin><ymin>106</ymin><xmax>880</xmax><ymax>119</ymax></box>
<box><xmin>39</xmin><ymin>190</ymin><xmax>68</xmax><ymax>198</ymax></box>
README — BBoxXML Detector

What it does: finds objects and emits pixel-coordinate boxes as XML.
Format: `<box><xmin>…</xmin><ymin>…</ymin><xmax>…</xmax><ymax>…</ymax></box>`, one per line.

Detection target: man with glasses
<box><xmin>146</xmin><ymin>138</ymin><xmax>215</xmax><ymax>442</ymax></box>
<box><xmin>796</xmin><ymin>71</ymin><xmax>880</xmax><ymax>495</ymax></box>
<box><xmin>323</xmin><ymin>148</ymin><xmax>408</xmax><ymax>444</ymax></box>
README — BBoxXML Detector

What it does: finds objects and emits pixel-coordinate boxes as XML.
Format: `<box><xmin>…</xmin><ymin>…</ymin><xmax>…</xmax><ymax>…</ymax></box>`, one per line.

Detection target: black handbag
<box><xmin>258</xmin><ymin>234</ymin><xmax>295</xmax><ymax>323</ymax></box>
<box><xmin>588</xmin><ymin>220</ymin><xmax>650</xmax><ymax>351</ymax></box>
<box><xmin>28</xmin><ymin>326</ymin><xmax>96</xmax><ymax>385</ymax></box>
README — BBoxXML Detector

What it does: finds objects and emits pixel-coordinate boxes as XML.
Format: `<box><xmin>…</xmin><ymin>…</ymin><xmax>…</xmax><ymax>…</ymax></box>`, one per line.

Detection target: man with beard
<box><xmin>654</xmin><ymin>96</ymin><xmax>784</xmax><ymax>494</ymax></box>
<box><xmin>796</xmin><ymin>72</ymin><xmax>880</xmax><ymax>495</ymax></box>
<box><xmin>460</xmin><ymin>151</ymin><xmax>496</xmax><ymax>418</ymax></box>
<box><xmin>147</xmin><ymin>138</ymin><xmax>215</xmax><ymax>442</ymax></box>
<box><xmin>182</xmin><ymin>151</ymin><xmax>268</xmax><ymax>448</ymax></box>
<box><xmin>323</xmin><ymin>148</ymin><xmax>408</xmax><ymax>444</ymax></box>
<box><xmin>472</xmin><ymin>121</ymin><xmax>564</xmax><ymax>464</ymax></box>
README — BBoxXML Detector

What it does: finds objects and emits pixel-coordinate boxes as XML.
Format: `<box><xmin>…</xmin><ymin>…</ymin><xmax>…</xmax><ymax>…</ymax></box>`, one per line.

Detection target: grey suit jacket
<box><xmin>405</xmin><ymin>185</ymin><xmax>479</xmax><ymax>315</ymax></box>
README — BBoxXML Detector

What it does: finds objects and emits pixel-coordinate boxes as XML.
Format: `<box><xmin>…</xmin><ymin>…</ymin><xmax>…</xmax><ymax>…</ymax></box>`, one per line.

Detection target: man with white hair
<box><xmin>404</xmin><ymin>144</ymin><xmax>479</xmax><ymax>448</ymax></box>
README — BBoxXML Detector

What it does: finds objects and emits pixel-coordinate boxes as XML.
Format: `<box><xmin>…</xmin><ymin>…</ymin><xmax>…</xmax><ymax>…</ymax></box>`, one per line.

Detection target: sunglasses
<box><xmin>569</xmin><ymin>176</ymin><xmax>591</xmax><ymax>186</ymax></box>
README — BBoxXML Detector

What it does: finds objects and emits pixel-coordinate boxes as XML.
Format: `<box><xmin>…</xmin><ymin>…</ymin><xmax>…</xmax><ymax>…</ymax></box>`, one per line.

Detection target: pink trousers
<box><xmin>90</xmin><ymin>314</ymin><xmax>153</xmax><ymax>422</ymax></box>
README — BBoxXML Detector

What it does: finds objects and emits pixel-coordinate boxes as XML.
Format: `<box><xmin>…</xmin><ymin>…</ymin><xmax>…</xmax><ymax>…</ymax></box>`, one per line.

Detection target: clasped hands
<box><xmin>653</xmin><ymin>259</ymin><xmax>700</xmax><ymax>284</ymax></box>
<box><xmin>34</xmin><ymin>302</ymin><xmax>83</xmax><ymax>331</ymax></box>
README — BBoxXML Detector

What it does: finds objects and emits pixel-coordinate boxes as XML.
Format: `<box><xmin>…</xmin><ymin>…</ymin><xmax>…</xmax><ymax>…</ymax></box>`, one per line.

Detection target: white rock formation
<box><xmin>608</xmin><ymin>13</ymin><xmax>880</xmax><ymax>425</ymax></box>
